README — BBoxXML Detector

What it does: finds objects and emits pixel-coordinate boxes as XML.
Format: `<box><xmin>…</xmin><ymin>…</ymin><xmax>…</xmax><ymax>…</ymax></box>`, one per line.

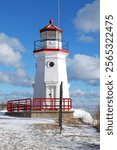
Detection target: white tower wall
<box><xmin>33</xmin><ymin>51</ymin><xmax>69</xmax><ymax>98</ymax></box>
<box><xmin>33</xmin><ymin>56</ymin><xmax>45</xmax><ymax>98</ymax></box>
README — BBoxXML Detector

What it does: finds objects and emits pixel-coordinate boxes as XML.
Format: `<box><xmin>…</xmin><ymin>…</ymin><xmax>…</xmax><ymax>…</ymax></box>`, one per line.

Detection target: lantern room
<box><xmin>40</xmin><ymin>20</ymin><xmax>62</xmax><ymax>49</ymax></box>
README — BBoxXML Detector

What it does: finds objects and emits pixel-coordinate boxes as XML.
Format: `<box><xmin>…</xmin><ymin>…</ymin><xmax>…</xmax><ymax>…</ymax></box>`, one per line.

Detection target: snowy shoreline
<box><xmin>0</xmin><ymin>109</ymin><xmax>100</xmax><ymax>150</ymax></box>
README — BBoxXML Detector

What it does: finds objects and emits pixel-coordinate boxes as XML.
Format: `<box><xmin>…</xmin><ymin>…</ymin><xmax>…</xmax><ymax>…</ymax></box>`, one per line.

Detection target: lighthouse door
<box><xmin>48</xmin><ymin>86</ymin><xmax>56</xmax><ymax>98</ymax></box>
<box><xmin>46</xmin><ymin>85</ymin><xmax>56</xmax><ymax>109</ymax></box>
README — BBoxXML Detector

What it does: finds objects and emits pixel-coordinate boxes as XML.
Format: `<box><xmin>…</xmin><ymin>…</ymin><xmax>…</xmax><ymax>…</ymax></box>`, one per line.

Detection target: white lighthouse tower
<box><xmin>33</xmin><ymin>20</ymin><xmax>69</xmax><ymax>99</ymax></box>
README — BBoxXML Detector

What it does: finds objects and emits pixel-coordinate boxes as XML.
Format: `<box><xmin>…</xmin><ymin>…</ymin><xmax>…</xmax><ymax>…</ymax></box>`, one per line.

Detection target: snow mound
<box><xmin>0</xmin><ymin>109</ymin><xmax>7</xmax><ymax>112</ymax></box>
<box><xmin>0</xmin><ymin>110</ymin><xmax>7</xmax><ymax>116</ymax></box>
<box><xmin>73</xmin><ymin>109</ymin><xmax>93</xmax><ymax>124</ymax></box>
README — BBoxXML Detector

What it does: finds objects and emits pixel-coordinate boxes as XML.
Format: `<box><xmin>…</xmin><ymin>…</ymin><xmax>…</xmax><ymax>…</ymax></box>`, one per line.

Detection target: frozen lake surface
<box><xmin>0</xmin><ymin>110</ymin><xmax>100</xmax><ymax>150</ymax></box>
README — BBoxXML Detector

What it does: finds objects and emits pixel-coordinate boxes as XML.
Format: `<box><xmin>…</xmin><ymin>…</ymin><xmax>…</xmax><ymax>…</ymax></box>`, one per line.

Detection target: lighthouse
<box><xmin>33</xmin><ymin>20</ymin><xmax>70</xmax><ymax>100</ymax></box>
<box><xmin>6</xmin><ymin>19</ymin><xmax>73</xmax><ymax>116</ymax></box>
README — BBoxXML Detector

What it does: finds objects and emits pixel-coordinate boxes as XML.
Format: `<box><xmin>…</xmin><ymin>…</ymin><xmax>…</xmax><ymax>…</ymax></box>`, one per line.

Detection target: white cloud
<box><xmin>0</xmin><ymin>33</ymin><xmax>25</xmax><ymax>52</ymax></box>
<box><xmin>16</xmin><ymin>68</ymin><xmax>28</xmax><ymax>78</ymax></box>
<box><xmin>70</xmin><ymin>88</ymin><xmax>100</xmax><ymax>110</ymax></box>
<box><xmin>0</xmin><ymin>33</ymin><xmax>33</xmax><ymax>87</ymax></box>
<box><xmin>0</xmin><ymin>71</ymin><xmax>33</xmax><ymax>87</ymax></box>
<box><xmin>0</xmin><ymin>43</ymin><xmax>21</xmax><ymax>67</ymax></box>
<box><xmin>67</xmin><ymin>54</ymin><xmax>100</xmax><ymax>85</ymax></box>
<box><xmin>0</xmin><ymin>33</ymin><xmax>25</xmax><ymax>67</ymax></box>
<box><xmin>0</xmin><ymin>90</ymin><xmax>33</xmax><ymax>102</ymax></box>
<box><xmin>73</xmin><ymin>0</ymin><xmax>100</xmax><ymax>33</ymax></box>
<box><xmin>79</xmin><ymin>35</ymin><xmax>94</xmax><ymax>43</ymax></box>
<box><xmin>70</xmin><ymin>89</ymin><xmax>85</xmax><ymax>97</ymax></box>
<box><xmin>70</xmin><ymin>89</ymin><xmax>99</xmax><ymax>98</ymax></box>
<box><xmin>73</xmin><ymin>0</ymin><xmax>100</xmax><ymax>42</ymax></box>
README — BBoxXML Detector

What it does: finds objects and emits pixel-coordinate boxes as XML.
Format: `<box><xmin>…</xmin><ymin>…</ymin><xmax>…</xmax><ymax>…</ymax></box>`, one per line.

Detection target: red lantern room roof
<box><xmin>40</xmin><ymin>20</ymin><xmax>63</xmax><ymax>33</ymax></box>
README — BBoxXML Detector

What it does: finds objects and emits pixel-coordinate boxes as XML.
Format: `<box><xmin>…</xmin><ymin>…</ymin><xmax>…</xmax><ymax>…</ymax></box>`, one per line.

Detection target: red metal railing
<box><xmin>33</xmin><ymin>98</ymin><xmax>72</xmax><ymax>111</ymax></box>
<box><xmin>7</xmin><ymin>98</ymin><xmax>72</xmax><ymax>112</ymax></box>
<box><xmin>7</xmin><ymin>98</ymin><xmax>32</xmax><ymax>112</ymax></box>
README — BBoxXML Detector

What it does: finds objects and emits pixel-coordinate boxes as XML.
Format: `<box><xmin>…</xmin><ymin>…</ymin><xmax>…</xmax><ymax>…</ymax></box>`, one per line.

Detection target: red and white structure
<box><xmin>7</xmin><ymin>20</ymin><xmax>72</xmax><ymax>112</ymax></box>
<box><xmin>33</xmin><ymin>20</ymin><xmax>70</xmax><ymax>99</ymax></box>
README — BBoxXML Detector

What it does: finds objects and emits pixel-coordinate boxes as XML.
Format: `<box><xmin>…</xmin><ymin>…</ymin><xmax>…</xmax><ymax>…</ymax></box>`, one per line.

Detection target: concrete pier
<box><xmin>5</xmin><ymin>110</ymin><xmax>74</xmax><ymax>119</ymax></box>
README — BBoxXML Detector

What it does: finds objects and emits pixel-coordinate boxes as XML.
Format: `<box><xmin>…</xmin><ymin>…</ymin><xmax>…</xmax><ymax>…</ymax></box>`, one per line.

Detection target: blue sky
<box><xmin>0</xmin><ymin>0</ymin><xmax>100</xmax><ymax>108</ymax></box>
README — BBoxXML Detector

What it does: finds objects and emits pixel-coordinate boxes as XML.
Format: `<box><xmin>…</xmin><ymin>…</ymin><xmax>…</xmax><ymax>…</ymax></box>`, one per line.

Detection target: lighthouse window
<box><xmin>47</xmin><ymin>31</ymin><xmax>56</xmax><ymax>40</ymax></box>
<box><xmin>41</xmin><ymin>31</ymin><xmax>47</xmax><ymax>41</ymax></box>
<box><xmin>49</xmin><ymin>62</ymin><xmax>55</xmax><ymax>67</ymax></box>
<box><xmin>56</xmin><ymin>31</ymin><xmax>61</xmax><ymax>41</ymax></box>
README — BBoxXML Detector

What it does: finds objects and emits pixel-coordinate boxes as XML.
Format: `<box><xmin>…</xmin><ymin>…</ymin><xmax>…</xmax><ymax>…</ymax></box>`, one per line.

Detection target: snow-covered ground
<box><xmin>0</xmin><ymin>109</ymin><xmax>100</xmax><ymax>150</ymax></box>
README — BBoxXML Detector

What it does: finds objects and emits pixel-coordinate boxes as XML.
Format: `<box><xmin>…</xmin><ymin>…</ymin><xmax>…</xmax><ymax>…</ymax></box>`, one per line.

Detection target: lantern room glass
<box><xmin>40</xmin><ymin>31</ymin><xmax>62</xmax><ymax>41</ymax></box>
<box><xmin>47</xmin><ymin>31</ymin><xmax>56</xmax><ymax>40</ymax></box>
<box><xmin>40</xmin><ymin>31</ymin><xmax>47</xmax><ymax>41</ymax></box>
<box><xmin>56</xmin><ymin>31</ymin><xmax>61</xmax><ymax>41</ymax></box>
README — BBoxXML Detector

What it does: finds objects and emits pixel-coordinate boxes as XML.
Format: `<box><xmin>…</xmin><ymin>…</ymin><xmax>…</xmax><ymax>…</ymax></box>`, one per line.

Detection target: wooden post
<box><xmin>59</xmin><ymin>81</ymin><xmax>63</xmax><ymax>133</ymax></box>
